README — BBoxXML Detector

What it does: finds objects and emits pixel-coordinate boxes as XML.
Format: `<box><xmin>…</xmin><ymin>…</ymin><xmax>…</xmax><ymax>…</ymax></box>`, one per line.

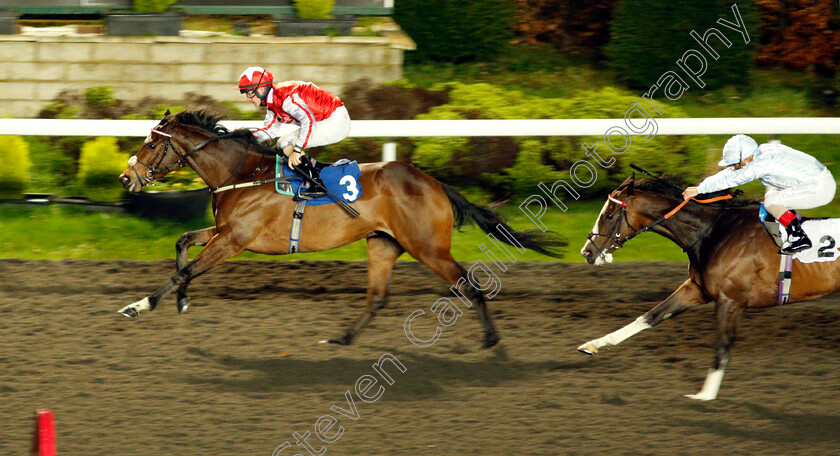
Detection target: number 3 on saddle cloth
<box><xmin>274</xmin><ymin>156</ymin><xmax>363</xmax><ymax>206</ymax></box>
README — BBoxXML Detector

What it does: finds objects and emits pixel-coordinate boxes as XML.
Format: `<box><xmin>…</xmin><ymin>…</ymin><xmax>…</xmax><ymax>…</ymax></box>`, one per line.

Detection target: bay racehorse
<box><xmin>116</xmin><ymin>110</ymin><xmax>565</xmax><ymax>348</ymax></box>
<box><xmin>579</xmin><ymin>173</ymin><xmax>839</xmax><ymax>400</ymax></box>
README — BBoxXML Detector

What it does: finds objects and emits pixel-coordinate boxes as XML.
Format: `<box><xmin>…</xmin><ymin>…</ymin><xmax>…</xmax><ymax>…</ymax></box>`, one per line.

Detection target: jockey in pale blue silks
<box><xmin>683</xmin><ymin>134</ymin><xmax>836</xmax><ymax>254</ymax></box>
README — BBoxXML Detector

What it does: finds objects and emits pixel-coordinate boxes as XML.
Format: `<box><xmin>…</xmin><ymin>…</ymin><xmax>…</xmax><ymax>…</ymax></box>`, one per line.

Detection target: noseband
<box><xmin>127</xmin><ymin>128</ymin><xmax>239</xmax><ymax>189</ymax></box>
<box><xmin>586</xmin><ymin>194</ymin><xmax>638</xmax><ymax>258</ymax></box>
<box><xmin>587</xmin><ymin>192</ymin><xmax>735</xmax><ymax>258</ymax></box>
<box><xmin>128</xmin><ymin>129</ymin><xmax>185</xmax><ymax>186</ymax></box>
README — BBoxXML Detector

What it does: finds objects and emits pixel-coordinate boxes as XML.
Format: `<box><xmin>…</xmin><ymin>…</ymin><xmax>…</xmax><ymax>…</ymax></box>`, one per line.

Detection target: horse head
<box><xmin>581</xmin><ymin>174</ymin><xmax>639</xmax><ymax>265</ymax></box>
<box><xmin>119</xmin><ymin>109</ymin><xmax>236</xmax><ymax>193</ymax></box>
<box><xmin>582</xmin><ymin>172</ymin><xmax>726</xmax><ymax>265</ymax></box>
<box><xmin>119</xmin><ymin>109</ymin><xmax>183</xmax><ymax>192</ymax></box>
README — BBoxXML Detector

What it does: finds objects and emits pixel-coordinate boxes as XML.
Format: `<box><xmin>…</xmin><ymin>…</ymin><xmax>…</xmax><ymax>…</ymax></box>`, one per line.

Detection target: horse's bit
<box><xmin>127</xmin><ymin>128</ymin><xmax>243</xmax><ymax>190</ymax></box>
<box><xmin>586</xmin><ymin>194</ymin><xmax>639</xmax><ymax>259</ymax></box>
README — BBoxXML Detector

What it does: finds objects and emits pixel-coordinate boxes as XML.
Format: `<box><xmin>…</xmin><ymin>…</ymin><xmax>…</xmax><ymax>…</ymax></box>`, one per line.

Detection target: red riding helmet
<box><xmin>238</xmin><ymin>66</ymin><xmax>274</xmax><ymax>93</ymax></box>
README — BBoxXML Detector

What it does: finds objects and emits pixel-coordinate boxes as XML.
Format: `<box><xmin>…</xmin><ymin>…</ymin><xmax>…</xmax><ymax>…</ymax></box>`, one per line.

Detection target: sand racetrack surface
<box><xmin>1</xmin><ymin>259</ymin><xmax>839</xmax><ymax>455</ymax></box>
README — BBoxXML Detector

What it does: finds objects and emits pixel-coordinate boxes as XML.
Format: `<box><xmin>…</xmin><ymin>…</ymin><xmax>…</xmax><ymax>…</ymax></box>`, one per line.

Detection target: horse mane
<box><xmin>171</xmin><ymin>109</ymin><xmax>277</xmax><ymax>155</ymax></box>
<box><xmin>634</xmin><ymin>176</ymin><xmax>759</xmax><ymax>208</ymax></box>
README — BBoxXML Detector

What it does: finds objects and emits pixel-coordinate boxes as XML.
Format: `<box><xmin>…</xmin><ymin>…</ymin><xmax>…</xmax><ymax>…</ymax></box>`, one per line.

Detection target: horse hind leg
<box><xmin>329</xmin><ymin>235</ymin><xmax>404</xmax><ymax>345</ymax></box>
<box><xmin>407</xmin><ymin>244</ymin><xmax>499</xmax><ymax>348</ymax></box>
<box><xmin>174</xmin><ymin>227</ymin><xmax>217</xmax><ymax>314</ymax></box>
<box><xmin>685</xmin><ymin>299</ymin><xmax>743</xmax><ymax>401</ymax></box>
<box><xmin>577</xmin><ymin>278</ymin><xmax>708</xmax><ymax>355</ymax></box>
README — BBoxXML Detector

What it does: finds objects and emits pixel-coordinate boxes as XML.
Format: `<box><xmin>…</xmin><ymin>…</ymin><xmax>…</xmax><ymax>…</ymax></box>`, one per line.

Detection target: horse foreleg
<box><xmin>685</xmin><ymin>299</ymin><xmax>743</xmax><ymax>401</ymax></box>
<box><xmin>329</xmin><ymin>236</ymin><xmax>404</xmax><ymax>345</ymax></box>
<box><xmin>175</xmin><ymin>227</ymin><xmax>217</xmax><ymax>314</ymax></box>
<box><xmin>578</xmin><ymin>278</ymin><xmax>709</xmax><ymax>355</ymax></box>
<box><xmin>118</xmin><ymin>233</ymin><xmax>243</xmax><ymax>318</ymax></box>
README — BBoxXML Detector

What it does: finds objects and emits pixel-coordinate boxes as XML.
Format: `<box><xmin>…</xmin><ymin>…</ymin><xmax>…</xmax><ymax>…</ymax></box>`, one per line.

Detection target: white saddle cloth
<box><xmin>786</xmin><ymin>218</ymin><xmax>840</xmax><ymax>263</ymax></box>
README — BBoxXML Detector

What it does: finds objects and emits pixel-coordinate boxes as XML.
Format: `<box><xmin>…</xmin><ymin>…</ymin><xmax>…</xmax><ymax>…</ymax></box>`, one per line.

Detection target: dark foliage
<box><xmin>394</xmin><ymin>0</ymin><xmax>516</xmax><ymax>63</ymax></box>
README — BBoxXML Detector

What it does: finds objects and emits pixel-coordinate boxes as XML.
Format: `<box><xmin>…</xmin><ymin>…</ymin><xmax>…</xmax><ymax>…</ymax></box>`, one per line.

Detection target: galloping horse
<box><xmin>579</xmin><ymin>174</ymin><xmax>840</xmax><ymax>400</ymax></box>
<box><xmin>117</xmin><ymin>110</ymin><xmax>564</xmax><ymax>348</ymax></box>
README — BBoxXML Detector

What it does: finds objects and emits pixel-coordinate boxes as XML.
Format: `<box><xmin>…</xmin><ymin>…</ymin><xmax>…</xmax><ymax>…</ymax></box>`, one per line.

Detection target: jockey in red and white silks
<box><xmin>238</xmin><ymin>66</ymin><xmax>351</xmax><ymax>199</ymax></box>
<box><xmin>251</xmin><ymin>80</ymin><xmax>351</xmax><ymax>152</ymax></box>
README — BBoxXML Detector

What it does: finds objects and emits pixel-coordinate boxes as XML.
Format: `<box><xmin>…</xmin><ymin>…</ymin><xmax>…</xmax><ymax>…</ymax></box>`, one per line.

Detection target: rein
<box><xmin>129</xmin><ymin>129</ymin><xmax>226</xmax><ymax>187</ymax></box>
<box><xmin>130</xmin><ymin>126</ymin><xmax>279</xmax><ymax>193</ymax></box>
<box><xmin>588</xmin><ymin>192</ymin><xmax>734</xmax><ymax>258</ymax></box>
<box><xmin>624</xmin><ymin>194</ymin><xmax>734</xmax><ymax>243</ymax></box>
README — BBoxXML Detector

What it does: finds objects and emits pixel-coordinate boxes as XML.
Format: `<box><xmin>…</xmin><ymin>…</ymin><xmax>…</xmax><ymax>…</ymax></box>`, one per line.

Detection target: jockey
<box><xmin>238</xmin><ymin>66</ymin><xmax>351</xmax><ymax>199</ymax></box>
<box><xmin>683</xmin><ymin>134</ymin><xmax>836</xmax><ymax>254</ymax></box>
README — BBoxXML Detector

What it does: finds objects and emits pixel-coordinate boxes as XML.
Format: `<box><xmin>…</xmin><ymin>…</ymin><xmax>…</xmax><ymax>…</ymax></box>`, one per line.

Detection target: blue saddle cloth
<box><xmin>279</xmin><ymin>158</ymin><xmax>363</xmax><ymax>206</ymax></box>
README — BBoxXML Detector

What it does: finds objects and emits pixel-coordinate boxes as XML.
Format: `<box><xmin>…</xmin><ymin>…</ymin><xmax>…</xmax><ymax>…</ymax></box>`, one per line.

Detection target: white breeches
<box><xmin>278</xmin><ymin>106</ymin><xmax>351</xmax><ymax>151</ymax></box>
<box><xmin>764</xmin><ymin>168</ymin><xmax>836</xmax><ymax>215</ymax></box>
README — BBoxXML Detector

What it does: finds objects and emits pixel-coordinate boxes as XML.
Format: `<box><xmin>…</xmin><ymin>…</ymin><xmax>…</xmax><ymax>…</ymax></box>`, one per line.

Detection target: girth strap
<box><xmin>289</xmin><ymin>195</ymin><xmax>307</xmax><ymax>254</ymax></box>
<box><xmin>778</xmin><ymin>253</ymin><xmax>793</xmax><ymax>306</ymax></box>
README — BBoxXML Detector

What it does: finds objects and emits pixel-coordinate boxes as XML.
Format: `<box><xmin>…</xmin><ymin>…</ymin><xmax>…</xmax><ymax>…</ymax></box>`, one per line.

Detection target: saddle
<box><xmin>274</xmin><ymin>155</ymin><xmax>363</xmax><ymax>207</ymax></box>
<box><xmin>759</xmin><ymin>204</ymin><xmax>840</xmax><ymax>263</ymax></box>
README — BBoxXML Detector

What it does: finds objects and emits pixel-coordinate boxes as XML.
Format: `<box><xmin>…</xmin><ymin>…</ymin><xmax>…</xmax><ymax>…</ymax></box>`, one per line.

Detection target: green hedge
<box><xmin>0</xmin><ymin>136</ymin><xmax>32</xmax><ymax>198</ymax></box>
<box><xmin>77</xmin><ymin>137</ymin><xmax>128</xmax><ymax>201</ymax></box>
<box><xmin>606</xmin><ymin>0</ymin><xmax>757</xmax><ymax>89</ymax></box>
<box><xmin>410</xmin><ymin>82</ymin><xmax>712</xmax><ymax>200</ymax></box>
<box><xmin>395</xmin><ymin>0</ymin><xmax>516</xmax><ymax>63</ymax></box>
<box><xmin>133</xmin><ymin>0</ymin><xmax>177</xmax><ymax>13</ymax></box>
<box><xmin>293</xmin><ymin>0</ymin><xmax>334</xmax><ymax>19</ymax></box>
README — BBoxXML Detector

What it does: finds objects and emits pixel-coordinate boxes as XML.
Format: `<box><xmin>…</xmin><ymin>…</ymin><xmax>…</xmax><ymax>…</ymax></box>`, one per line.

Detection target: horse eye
<box><xmin>606</xmin><ymin>213</ymin><xmax>614</xmax><ymax>220</ymax></box>
<box><xmin>149</xmin><ymin>143</ymin><xmax>156</xmax><ymax>149</ymax></box>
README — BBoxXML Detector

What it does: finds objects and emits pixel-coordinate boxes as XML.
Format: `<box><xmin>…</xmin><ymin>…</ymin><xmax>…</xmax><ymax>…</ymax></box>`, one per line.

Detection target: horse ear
<box><xmin>163</xmin><ymin>109</ymin><xmax>171</xmax><ymax>118</ymax></box>
<box><xmin>619</xmin><ymin>174</ymin><xmax>635</xmax><ymax>189</ymax></box>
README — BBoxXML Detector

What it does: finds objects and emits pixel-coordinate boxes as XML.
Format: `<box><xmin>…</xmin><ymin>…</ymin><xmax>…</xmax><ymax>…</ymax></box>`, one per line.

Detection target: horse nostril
<box><xmin>119</xmin><ymin>175</ymin><xmax>129</xmax><ymax>185</ymax></box>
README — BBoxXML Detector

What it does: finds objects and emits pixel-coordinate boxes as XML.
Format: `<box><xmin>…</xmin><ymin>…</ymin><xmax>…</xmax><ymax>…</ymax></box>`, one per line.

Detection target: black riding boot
<box><xmin>780</xmin><ymin>217</ymin><xmax>812</xmax><ymax>254</ymax></box>
<box><xmin>293</xmin><ymin>155</ymin><xmax>326</xmax><ymax>200</ymax></box>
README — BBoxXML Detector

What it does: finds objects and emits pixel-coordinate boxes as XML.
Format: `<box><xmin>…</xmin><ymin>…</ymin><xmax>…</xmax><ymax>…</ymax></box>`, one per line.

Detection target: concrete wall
<box><xmin>0</xmin><ymin>33</ymin><xmax>413</xmax><ymax>117</ymax></box>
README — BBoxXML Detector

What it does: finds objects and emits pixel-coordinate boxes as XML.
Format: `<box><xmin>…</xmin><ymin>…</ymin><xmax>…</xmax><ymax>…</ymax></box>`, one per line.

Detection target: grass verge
<box><xmin>0</xmin><ymin>201</ymin><xmax>688</xmax><ymax>263</ymax></box>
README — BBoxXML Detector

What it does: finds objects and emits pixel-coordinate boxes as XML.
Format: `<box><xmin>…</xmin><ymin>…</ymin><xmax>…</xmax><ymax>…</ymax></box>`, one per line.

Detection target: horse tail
<box><xmin>440</xmin><ymin>183</ymin><xmax>566</xmax><ymax>258</ymax></box>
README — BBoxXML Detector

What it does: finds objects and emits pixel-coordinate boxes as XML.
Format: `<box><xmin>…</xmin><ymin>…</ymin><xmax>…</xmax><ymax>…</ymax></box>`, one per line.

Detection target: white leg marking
<box><xmin>685</xmin><ymin>368</ymin><xmax>725</xmax><ymax>401</ymax></box>
<box><xmin>577</xmin><ymin>316</ymin><xmax>651</xmax><ymax>355</ymax></box>
<box><xmin>118</xmin><ymin>297</ymin><xmax>152</xmax><ymax>317</ymax></box>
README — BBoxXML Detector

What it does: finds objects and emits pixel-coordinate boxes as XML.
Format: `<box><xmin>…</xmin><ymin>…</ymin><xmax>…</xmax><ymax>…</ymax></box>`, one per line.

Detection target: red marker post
<box><xmin>31</xmin><ymin>410</ymin><xmax>56</xmax><ymax>456</ymax></box>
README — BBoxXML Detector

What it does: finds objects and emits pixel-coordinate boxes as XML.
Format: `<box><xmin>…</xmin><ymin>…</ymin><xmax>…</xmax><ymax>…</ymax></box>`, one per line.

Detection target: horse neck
<box><xmin>172</xmin><ymin>126</ymin><xmax>265</xmax><ymax>189</ymax></box>
<box><xmin>630</xmin><ymin>191</ymin><xmax>723</xmax><ymax>259</ymax></box>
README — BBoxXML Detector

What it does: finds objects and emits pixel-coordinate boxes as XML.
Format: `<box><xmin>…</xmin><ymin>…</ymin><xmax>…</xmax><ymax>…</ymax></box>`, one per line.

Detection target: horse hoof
<box><xmin>684</xmin><ymin>393</ymin><xmax>716</xmax><ymax>401</ymax></box>
<box><xmin>327</xmin><ymin>335</ymin><xmax>352</xmax><ymax>345</ymax></box>
<box><xmin>577</xmin><ymin>342</ymin><xmax>597</xmax><ymax>355</ymax></box>
<box><xmin>118</xmin><ymin>307</ymin><xmax>139</xmax><ymax>318</ymax></box>
<box><xmin>483</xmin><ymin>333</ymin><xmax>500</xmax><ymax>349</ymax></box>
<box><xmin>117</xmin><ymin>297</ymin><xmax>151</xmax><ymax>318</ymax></box>
<box><xmin>178</xmin><ymin>298</ymin><xmax>190</xmax><ymax>315</ymax></box>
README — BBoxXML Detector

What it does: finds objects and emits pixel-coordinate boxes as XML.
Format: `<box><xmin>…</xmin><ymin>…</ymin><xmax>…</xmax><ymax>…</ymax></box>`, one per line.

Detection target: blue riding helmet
<box><xmin>718</xmin><ymin>134</ymin><xmax>759</xmax><ymax>167</ymax></box>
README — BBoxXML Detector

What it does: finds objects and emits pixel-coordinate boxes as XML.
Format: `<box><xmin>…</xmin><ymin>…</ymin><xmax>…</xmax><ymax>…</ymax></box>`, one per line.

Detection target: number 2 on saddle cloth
<box><xmin>759</xmin><ymin>202</ymin><xmax>840</xmax><ymax>305</ymax></box>
<box><xmin>275</xmin><ymin>156</ymin><xmax>363</xmax><ymax>206</ymax></box>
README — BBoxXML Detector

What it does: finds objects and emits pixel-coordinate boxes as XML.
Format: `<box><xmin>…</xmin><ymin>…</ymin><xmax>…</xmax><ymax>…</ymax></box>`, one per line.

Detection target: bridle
<box><xmin>586</xmin><ymin>193</ymin><xmax>638</xmax><ymax>259</ymax></box>
<box><xmin>587</xmin><ymin>190</ymin><xmax>734</xmax><ymax>259</ymax></box>
<box><xmin>127</xmin><ymin>129</ymin><xmax>184</xmax><ymax>187</ymax></box>
<box><xmin>127</xmin><ymin>126</ymin><xmax>254</xmax><ymax>191</ymax></box>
